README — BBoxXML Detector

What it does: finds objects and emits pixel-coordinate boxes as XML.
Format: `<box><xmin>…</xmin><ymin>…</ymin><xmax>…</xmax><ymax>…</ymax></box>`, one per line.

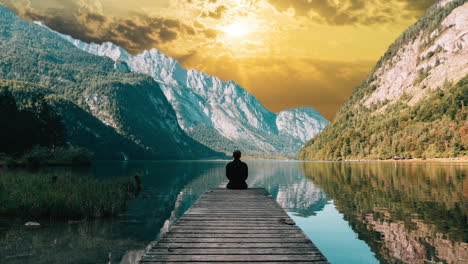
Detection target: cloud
<box><xmin>400</xmin><ymin>0</ymin><xmax>436</xmax><ymax>11</ymax></box>
<box><xmin>0</xmin><ymin>0</ymin><xmax>212</xmax><ymax>54</ymax></box>
<box><xmin>85</xmin><ymin>12</ymin><xmax>106</xmax><ymax>23</ymax></box>
<box><xmin>267</xmin><ymin>0</ymin><xmax>437</xmax><ymax>25</ymax></box>
<box><xmin>202</xmin><ymin>5</ymin><xmax>228</xmax><ymax>19</ymax></box>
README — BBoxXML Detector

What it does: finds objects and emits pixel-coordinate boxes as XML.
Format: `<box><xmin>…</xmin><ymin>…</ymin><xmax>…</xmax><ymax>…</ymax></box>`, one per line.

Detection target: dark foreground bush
<box><xmin>0</xmin><ymin>171</ymin><xmax>130</xmax><ymax>220</ymax></box>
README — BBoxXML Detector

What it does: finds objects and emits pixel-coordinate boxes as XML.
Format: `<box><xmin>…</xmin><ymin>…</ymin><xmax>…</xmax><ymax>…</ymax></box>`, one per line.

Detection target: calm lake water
<box><xmin>0</xmin><ymin>161</ymin><xmax>466</xmax><ymax>264</ymax></box>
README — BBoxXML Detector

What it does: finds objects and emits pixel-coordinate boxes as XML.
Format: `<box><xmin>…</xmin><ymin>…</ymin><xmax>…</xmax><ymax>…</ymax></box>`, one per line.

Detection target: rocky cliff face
<box><xmin>0</xmin><ymin>6</ymin><xmax>220</xmax><ymax>159</ymax></box>
<box><xmin>40</xmin><ymin>24</ymin><xmax>329</xmax><ymax>156</ymax></box>
<box><xmin>363</xmin><ymin>0</ymin><xmax>467</xmax><ymax>109</ymax></box>
<box><xmin>299</xmin><ymin>0</ymin><xmax>467</xmax><ymax>160</ymax></box>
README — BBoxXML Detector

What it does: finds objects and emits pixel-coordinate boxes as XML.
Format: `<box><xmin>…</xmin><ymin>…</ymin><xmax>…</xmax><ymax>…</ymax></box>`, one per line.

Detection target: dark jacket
<box><xmin>226</xmin><ymin>159</ymin><xmax>248</xmax><ymax>189</ymax></box>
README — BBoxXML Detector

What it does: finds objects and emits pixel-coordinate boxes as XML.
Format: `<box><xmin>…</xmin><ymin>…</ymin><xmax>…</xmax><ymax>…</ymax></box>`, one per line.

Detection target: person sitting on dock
<box><xmin>226</xmin><ymin>150</ymin><xmax>248</xmax><ymax>189</ymax></box>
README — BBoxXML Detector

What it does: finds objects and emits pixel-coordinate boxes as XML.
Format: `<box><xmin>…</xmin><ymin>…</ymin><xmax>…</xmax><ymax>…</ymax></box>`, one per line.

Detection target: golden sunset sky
<box><xmin>0</xmin><ymin>0</ymin><xmax>437</xmax><ymax>120</ymax></box>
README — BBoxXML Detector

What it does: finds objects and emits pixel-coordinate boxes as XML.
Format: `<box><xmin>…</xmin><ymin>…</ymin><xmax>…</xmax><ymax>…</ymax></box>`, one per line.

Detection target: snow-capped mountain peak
<box><xmin>38</xmin><ymin>22</ymin><xmax>329</xmax><ymax>156</ymax></box>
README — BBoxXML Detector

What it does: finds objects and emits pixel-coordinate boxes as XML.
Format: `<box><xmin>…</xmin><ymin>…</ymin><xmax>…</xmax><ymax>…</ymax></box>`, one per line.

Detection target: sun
<box><xmin>223</xmin><ymin>23</ymin><xmax>249</xmax><ymax>38</ymax></box>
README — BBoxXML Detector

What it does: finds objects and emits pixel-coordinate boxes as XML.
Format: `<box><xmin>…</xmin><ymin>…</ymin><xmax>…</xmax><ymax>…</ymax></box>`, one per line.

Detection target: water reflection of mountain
<box><xmin>301</xmin><ymin>162</ymin><xmax>468</xmax><ymax>264</ymax></box>
<box><xmin>172</xmin><ymin>161</ymin><xmax>330</xmax><ymax>220</ymax></box>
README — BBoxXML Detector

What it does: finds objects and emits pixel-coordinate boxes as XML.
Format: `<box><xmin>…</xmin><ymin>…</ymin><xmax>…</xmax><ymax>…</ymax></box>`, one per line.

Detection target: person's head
<box><xmin>233</xmin><ymin>150</ymin><xmax>241</xmax><ymax>160</ymax></box>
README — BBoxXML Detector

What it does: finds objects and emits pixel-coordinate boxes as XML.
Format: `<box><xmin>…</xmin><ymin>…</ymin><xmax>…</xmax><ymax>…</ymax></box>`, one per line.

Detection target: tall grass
<box><xmin>0</xmin><ymin>171</ymin><xmax>130</xmax><ymax>220</ymax></box>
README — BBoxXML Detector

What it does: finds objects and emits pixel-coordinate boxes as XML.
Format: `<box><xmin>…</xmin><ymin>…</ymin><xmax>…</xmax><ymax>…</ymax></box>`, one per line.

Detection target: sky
<box><xmin>0</xmin><ymin>0</ymin><xmax>437</xmax><ymax>120</ymax></box>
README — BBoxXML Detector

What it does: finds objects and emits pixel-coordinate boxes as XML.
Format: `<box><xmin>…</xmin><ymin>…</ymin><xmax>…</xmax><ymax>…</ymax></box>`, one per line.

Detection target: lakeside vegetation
<box><xmin>0</xmin><ymin>170</ymin><xmax>132</xmax><ymax>220</ymax></box>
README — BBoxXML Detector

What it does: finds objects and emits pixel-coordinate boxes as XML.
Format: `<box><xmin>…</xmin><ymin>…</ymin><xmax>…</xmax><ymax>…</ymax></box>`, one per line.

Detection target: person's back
<box><xmin>226</xmin><ymin>150</ymin><xmax>248</xmax><ymax>189</ymax></box>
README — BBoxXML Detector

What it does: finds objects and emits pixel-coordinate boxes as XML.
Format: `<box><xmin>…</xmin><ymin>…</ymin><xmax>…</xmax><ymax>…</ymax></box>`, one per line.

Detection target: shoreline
<box><xmin>0</xmin><ymin>160</ymin><xmax>91</xmax><ymax>168</ymax></box>
<box><xmin>2</xmin><ymin>158</ymin><xmax>467</xmax><ymax>165</ymax></box>
<box><xmin>342</xmin><ymin>158</ymin><xmax>468</xmax><ymax>163</ymax></box>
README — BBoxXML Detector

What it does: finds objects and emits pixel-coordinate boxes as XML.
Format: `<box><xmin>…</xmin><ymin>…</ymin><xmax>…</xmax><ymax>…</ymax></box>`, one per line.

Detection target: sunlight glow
<box><xmin>223</xmin><ymin>23</ymin><xmax>249</xmax><ymax>38</ymax></box>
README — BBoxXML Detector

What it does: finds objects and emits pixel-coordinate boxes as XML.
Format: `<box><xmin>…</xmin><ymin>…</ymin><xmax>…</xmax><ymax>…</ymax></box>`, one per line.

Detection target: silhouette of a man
<box><xmin>226</xmin><ymin>150</ymin><xmax>248</xmax><ymax>189</ymax></box>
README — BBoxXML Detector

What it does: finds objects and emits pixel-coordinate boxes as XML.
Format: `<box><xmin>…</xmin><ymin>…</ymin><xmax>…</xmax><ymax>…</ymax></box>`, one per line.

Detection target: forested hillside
<box><xmin>299</xmin><ymin>0</ymin><xmax>467</xmax><ymax>160</ymax></box>
<box><xmin>0</xmin><ymin>79</ymin><xmax>156</xmax><ymax>160</ymax></box>
<box><xmin>0</xmin><ymin>80</ymin><xmax>95</xmax><ymax>164</ymax></box>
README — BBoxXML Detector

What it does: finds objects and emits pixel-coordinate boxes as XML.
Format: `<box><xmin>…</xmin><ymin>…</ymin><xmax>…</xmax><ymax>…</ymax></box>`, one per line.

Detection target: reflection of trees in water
<box><xmin>0</xmin><ymin>217</ymin><xmax>144</xmax><ymax>264</ymax></box>
<box><xmin>300</xmin><ymin>162</ymin><xmax>467</xmax><ymax>264</ymax></box>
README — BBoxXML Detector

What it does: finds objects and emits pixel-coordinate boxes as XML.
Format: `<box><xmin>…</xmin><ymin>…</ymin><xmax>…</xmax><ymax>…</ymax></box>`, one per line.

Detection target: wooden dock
<box><xmin>139</xmin><ymin>188</ymin><xmax>328</xmax><ymax>264</ymax></box>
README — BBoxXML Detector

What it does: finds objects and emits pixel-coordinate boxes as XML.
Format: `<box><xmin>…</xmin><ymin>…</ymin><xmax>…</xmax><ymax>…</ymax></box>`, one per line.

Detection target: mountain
<box><xmin>0</xmin><ymin>6</ymin><xmax>221</xmax><ymax>160</ymax></box>
<box><xmin>38</xmin><ymin>24</ymin><xmax>329</xmax><ymax>157</ymax></box>
<box><xmin>1</xmin><ymin>79</ymin><xmax>151</xmax><ymax>160</ymax></box>
<box><xmin>299</xmin><ymin>0</ymin><xmax>468</xmax><ymax>160</ymax></box>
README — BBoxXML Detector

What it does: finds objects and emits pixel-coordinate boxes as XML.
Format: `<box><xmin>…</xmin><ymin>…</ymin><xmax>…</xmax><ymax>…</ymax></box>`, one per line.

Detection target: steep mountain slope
<box><xmin>39</xmin><ymin>25</ymin><xmax>329</xmax><ymax>156</ymax></box>
<box><xmin>0</xmin><ymin>6</ymin><xmax>221</xmax><ymax>160</ymax></box>
<box><xmin>1</xmin><ymin>79</ymin><xmax>151</xmax><ymax>159</ymax></box>
<box><xmin>299</xmin><ymin>0</ymin><xmax>468</xmax><ymax>160</ymax></box>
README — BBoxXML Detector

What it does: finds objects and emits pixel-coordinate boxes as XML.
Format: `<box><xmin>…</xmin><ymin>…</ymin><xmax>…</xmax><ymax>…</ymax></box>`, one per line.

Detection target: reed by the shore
<box><xmin>0</xmin><ymin>171</ymin><xmax>131</xmax><ymax>220</ymax></box>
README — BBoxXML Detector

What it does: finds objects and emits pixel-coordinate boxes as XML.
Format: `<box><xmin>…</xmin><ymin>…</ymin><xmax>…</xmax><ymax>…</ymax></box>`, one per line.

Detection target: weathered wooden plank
<box><xmin>170</xmin><ymin>226</ymin><xmax>299</xmax><ymax>230</ymax></box>
<box><xmin>180</xmin><ymin>216</ymin><xmax>289</xmax><ymax>219</ymax></box>
<box><xmin>192</xmin><ymin>202</ymin><xmax>277</xmax><ymax>204</ymax></box>
<box><xmin>142</xmin><ymin>262</ymin><xmax>329</xmax><ymax>264</ymax></box>
<box><xmin>184</xmin><ymin>212</ymin><xmax>288</xmax><ymax>215</ymax></box>
<box><xmin>198</xmin><ymin>198</ymin><xmax>271</xmax><ymax>200</ymax></box>
<box><xmin>191</xmin><ymin>204</ymin><xmax>279</xmax><ymax>207</ymax></box>
<box><xmin>178</xmin><ymin>217</ymin><xmax>287</xmax><ymax>221</ymax></box>
<box><xmin>159</xmin><ymin>237</ymin><xmax>311</xmax><ymax>243</ymax></box>
<box><xmin>199</xmin><ymin>196</ymin><xmax>270</xmax><ymax>198</ymax></box>
<box><xmin>147</xmin><ymin>248</ymin><xmax>317</xmax><ymax>255</ymax></box>
<box><xmin>182</xmin><ymin>215</ymin><xmax>289</xmax><ymax>218</ymax></box>
<box><xmin>190</xmin><ymin>206</ymin><xmax>280</xmax><ymax>209</ymax></box>
<box><xmin>176</xmin><ymin>220</ymin><xmax>291</xmax><ymax>225</ymax></box>
<box><xmin>175</xmin><ymin>223</ymin><xmax>292</xmax><ymax>227</ymax></box>
<box><xmin>153</xmin><ymin>242</ymin><xmax>314</xmax><ymax>248</ymax></box>
<box><xmin>138</xmin><ymin>188</ymin><xmax>328</xmax><ymax>263</ymax></box>
<box><xmin>190</xmin><ymin>207</ymin><xmax>281</xmax><ymax>210</ymax></box>
<box><xmin>163</xmin><ymin>233</ymin><xmax>307</xmax><ymax>238</ymax></box>
<box><xmin>187</xmin><ymin>208</ymin><xmax>281</xmax><ymax>211</ymax></box>
<box><xmin>167</xmin><ymin>229</ymin><xmax>302</xmax><ymax>234</ymax></box>
<box><xmin>191</xmin><ymin>203</ymin><xmax>279</xmax><ymax>206</ymax></box>
<box><xmin>191</xmin><ymin>205</ymin><xmax>279</xmax><ymax>207</ymax></box>
<box><xmin>187</xmin><ymin>208</ymin><xmax>284</xmax><ymax>211</ymax></box>
<box><xmin>186</xmin><ymin>209</ymin><xmax>286</xmax><ymax>217</ymax></box>
<box><xmin>174</xmin><ymin>224</ymin><xmax>294</xmax><ymax>228</ymax></box>
<box><xmin>193</xmin><ymin>208</ymin><xmax>282</xmax><ymax>210</ymax></box>
<box><xmin>140</xmin><ymin>254</ymin><xmax>327</xmax><ymax>262</ymax></box>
